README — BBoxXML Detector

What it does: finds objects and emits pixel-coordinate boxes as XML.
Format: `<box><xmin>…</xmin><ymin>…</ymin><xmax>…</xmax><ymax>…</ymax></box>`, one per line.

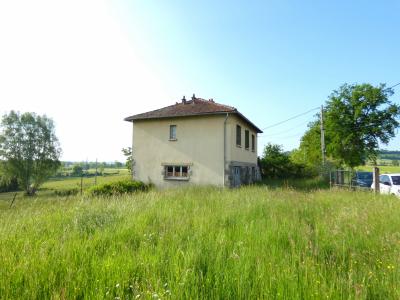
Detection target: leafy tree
<box><xmin>292</xmin><ymin>121</ymin><xmax>322</xmax><ymax>167</ymax></box>
<box><xmin>122</xmin><ymin>147</ymin><xmax>134</xmax><ymax>175</ymax></box>
<box><xmin>0</xmin><ymin>111</ymin><xmax>61</xmax><ymax>195</ymax></box>
<box><xmin>296</xmin><ymin>83</ymin><xmax>400</xmax><ymax>169</ymax></box>
<box><xmin>324</xmin><ymin>83</ymin><xmax>400</xmax><ymax>168</ymax></box>
<box><xmin>98</xmin><ymin>163</ymin><xmax>105</xmax><ymax>175</ymax></box>
<box><xmin>72</xmin><ymin>164</ymin><xmax>84</xmax><ymax>176</ymax></box>
<box><xmin>392</xmin><ymin>160</ymin><xmax>399</xmax><ymax>167</ymax></box>
<box><xmin>259</xmin><ymin>143</ymin><xmax>314</xmax><ymax>179</ymax></box>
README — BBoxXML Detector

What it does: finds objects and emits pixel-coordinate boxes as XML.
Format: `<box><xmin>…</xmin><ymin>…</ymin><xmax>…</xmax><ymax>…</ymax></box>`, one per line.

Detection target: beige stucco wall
<box><xmin>226</xmin><ymin>114</ymin><xmax>258</xmax><ymax>165</ymax></box>
<box><xmin>132</xmin><ymin>115</ymin><xmax>225</xmax><ymax>188</ymax></box>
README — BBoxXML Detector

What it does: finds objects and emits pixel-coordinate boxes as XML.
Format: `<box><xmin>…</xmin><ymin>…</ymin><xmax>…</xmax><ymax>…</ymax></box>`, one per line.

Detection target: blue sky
<box><xmin>114</xmin><ymin>0</ymin><xmax>400</xmax><ymax>150</ymax></box>
<box><xmin>1</xmin><ymin>0</ymin><xmax>399</xmax><ymax>161</ymax></box>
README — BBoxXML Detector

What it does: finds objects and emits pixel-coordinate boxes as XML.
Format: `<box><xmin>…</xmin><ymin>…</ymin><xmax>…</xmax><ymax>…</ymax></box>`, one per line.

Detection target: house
<box><xmin>124</xmin><ymin>95</ymin><xmax>263</xmax><ymax>188</ymax></box>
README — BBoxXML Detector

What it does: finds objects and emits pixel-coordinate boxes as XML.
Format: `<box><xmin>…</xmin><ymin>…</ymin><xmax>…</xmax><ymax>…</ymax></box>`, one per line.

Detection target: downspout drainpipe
<box><xmin>223</xmin><ymin>113</ymin><xmax>229</xmax><ymax>187</ymax></box>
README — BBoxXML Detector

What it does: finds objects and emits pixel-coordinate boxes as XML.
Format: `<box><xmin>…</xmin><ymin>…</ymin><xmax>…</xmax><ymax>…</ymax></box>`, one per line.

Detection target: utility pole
<box><xmin>320</xmin><ymin>105</ymin><xmax>326</xmax><ymax>166</ymax></box>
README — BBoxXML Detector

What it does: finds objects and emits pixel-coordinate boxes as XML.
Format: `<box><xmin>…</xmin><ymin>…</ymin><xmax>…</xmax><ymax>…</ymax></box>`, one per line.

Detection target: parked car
<box><xmin>371</xmin><ymin>173</ymin><xmax>400</xmax><ymax>196</ymax></box>
<box><xmin>351</xmin><ymin>171</ymin><xmax>373</xmax><ymax>188</ymax></box>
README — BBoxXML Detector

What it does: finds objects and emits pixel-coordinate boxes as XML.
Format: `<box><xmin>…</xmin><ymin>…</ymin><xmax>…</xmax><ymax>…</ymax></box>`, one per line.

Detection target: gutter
<box><xmin>223</xmin><ymin>113</ymin><xmax>229</xmax><ymax>187</ymax></box>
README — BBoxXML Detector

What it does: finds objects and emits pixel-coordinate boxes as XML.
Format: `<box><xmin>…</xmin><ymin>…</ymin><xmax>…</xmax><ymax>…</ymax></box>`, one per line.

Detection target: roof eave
<box><xmin>124</xmin><ymin>111</ymin><xmax>263</xmax><ymax>133</ymax></box>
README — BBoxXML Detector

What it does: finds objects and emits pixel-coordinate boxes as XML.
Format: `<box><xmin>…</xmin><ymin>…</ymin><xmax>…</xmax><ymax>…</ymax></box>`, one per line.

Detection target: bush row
<box><xmin>86</xmin><ymin>180</ymin><xmax>150</xmax><ymax>197</ymax></box>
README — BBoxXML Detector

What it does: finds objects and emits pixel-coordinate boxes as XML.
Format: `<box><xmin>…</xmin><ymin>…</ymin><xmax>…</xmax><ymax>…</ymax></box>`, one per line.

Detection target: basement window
<box><xmin>164</xmin><ymin>165</ymin><xmax>190</xmax><ymax>180</ymax></box>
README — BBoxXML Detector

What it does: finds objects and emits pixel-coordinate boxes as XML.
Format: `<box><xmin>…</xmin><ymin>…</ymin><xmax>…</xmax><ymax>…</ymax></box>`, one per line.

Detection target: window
<box><xmin>380</xmin><ymin>175</ymin><xmax>391</xmax><ymax>185</ymax></box>
<box><xmin>169</xmin><ymin>125</ymin><xmax>177</xmax><ymax>140</ymax></box>
<box><xmin>164</xmin><ymin>165</ymin><xmax>190</xmax><ymax>180</ymax></box>
<box><xmin>245</xmin><ymin>130</ymin><xmax>249</xmax><ymax>150</ymax></box>
<box><xmin>251</xmin><ymin>134</ymin><xmax>255</xmax><ymax>152</ymax></box>
<box><xmin>392</xmin><ymin>176</ymin><xmax>400</xmax><ymax>185</ymax></box>
<box><xmin>236</xmin><ymin>125</ymin><xmax>241</xmax><ymax>146</ymax></box>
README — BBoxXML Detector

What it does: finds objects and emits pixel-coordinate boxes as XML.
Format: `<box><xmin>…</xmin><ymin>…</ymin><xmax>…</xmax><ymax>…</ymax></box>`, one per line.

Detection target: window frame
<box><xmin>164</xmin><ymin>165</ymin><xmax>190</xmax><ymax>181</ymax></box>
<box><xmin>245</xmin><ymin>130</ymin><xmax>249</xmax><ymax>150</ymax></box>
<box><xmin>251</xmin><ymin>134</ymin><xmax>255</xmax><ymax>152</ymax></box>
<box><xmin>169</xmin><ymin>125</ymin><xmax>177</xmax><ymax>141</ymax></box>
<box><xmin>236</xmin><ymin>125</ymin><xmax>242</xmax><ymax>147</ymax></box>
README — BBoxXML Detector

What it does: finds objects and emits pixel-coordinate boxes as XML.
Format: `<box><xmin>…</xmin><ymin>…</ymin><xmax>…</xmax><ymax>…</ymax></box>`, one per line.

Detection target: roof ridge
<box><xmin>124</xmin><ymin>95</ymin><xmax>261</xmax><ymax>133</ymax></box>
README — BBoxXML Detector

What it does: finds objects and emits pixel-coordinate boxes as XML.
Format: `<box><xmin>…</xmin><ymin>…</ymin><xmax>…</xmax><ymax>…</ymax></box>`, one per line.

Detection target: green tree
<box><xmin>72</xmin><ymin>164</ymin><xmax>83</xmax><ymax>176</ymax></box>
<box><xmin>392</xmin><ymin>160</ymin><xmax>399</xmax><ymax>167</ymax></box>
<box><xmin>122</xmin><ymin>147</ymin><xmax>134</xmax><ymax>175</ymax></box>
<box><xmin>296</xmin><ymin>83</ymin><xmax>400</xmax><ymax>169</ymax></box>
<box><xmin>0</xmin><ymin>111</ymin><xmax>61</xmax><ymax>195</ymax></box>
<box><xmin>324</xmin><ymin>83</ymin><xmax>400</xmax><ymax>168</ymax></box>
<box><xmin>259</xmin><ymin>143</ymin><xmax>313</xmax><ymax>179</ymax></box>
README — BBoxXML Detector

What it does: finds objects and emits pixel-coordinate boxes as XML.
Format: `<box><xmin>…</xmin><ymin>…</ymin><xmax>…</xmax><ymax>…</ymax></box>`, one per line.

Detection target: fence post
<box><xmin>373</xmin><ymin>167</ymin><xmax>380</xmax><ymax>194</ymax></box>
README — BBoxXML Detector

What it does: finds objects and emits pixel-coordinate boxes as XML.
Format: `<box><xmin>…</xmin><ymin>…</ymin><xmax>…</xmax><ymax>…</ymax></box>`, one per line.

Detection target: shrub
<box><xmin>0</xmin><ymin>176</ymin><xmax>19</xmax><ymax>193</ymax></box>
<box><xmin>87</xmin><ymin>180</ymin><xmax>149</xmax><ymax>197</ymax></box>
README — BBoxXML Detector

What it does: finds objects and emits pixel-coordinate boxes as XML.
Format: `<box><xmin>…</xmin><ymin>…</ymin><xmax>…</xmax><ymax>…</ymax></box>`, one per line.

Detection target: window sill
<box><xmin>236</xmin><ymin>145</ymin><xmax>241</xmax><ymax>148</ymax></box>
<box><xmin>164</xmin><ymin>177</ymin><xmax>190</xmax><ymax>181</ymax></box>
<box><xmin>245</xmin><ymin>147</ymin><xmax>249</xmax><ymax>151</ymax></box>
<box><xmin>169</xmin><ymin>139</ymin><xmax>177</xmax><ymax>141</ymax></box>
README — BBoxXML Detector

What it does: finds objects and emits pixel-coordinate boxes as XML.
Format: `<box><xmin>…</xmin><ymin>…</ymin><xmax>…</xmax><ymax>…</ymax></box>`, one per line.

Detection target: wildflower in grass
<box><xmin>116</xmin><ymin>283</ymin><xmax>120</xmax><ymax>288</ymax></box>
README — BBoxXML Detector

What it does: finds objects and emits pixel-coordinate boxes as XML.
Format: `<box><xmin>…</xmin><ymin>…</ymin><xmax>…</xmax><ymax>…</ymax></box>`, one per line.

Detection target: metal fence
<box><xmin>329</xmin><ymin>169</ymin><xmax>374</xmax><ymax>190</ymax></box>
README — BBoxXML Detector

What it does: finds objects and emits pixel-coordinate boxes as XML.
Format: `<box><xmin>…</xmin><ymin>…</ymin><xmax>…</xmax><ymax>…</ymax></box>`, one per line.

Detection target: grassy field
<box><xmin>42</xmin><ymin>174</ymin><xmax>131</xmax><ymax>191</ymax></box>
<box><xmin>1</xmin><ymin>186</ymin><xmax>400</xmax><ymax>299</ymax></box>
<box><xmin>357</xmin><ymin>165</ymin><xmax>400</xmax><ymax>174</ymax></box>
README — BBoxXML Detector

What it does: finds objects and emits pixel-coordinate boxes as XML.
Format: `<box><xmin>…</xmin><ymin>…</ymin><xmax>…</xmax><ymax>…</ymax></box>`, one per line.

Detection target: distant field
<box><xmin>1</xmin><ymin>187</ymin><xmax>400</xmax><ymax>298</ymax></box>
<box><xmin>357</xmin><ymin>165</ymin><xmax>400</xmax><ymax>173</ymax></box>
<box><xmin>0</xmin><ymin>172</ymin><xmax>130</xmax><ymax>202</ymax></box>
<box><xmin>43</xmin><ymin>173</ymin><xmax>130</xmax><ymax>191</ymax></box>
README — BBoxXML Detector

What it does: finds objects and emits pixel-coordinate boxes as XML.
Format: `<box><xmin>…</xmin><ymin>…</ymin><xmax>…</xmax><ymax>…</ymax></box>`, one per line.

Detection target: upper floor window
<box><xmin>251</xmin><ymin>134</ymin><xmax>255</xmax><ymax>152</ymax></box>
<box><xmin>245</xmin><ymin>130</ymin><xmax>249</xmax><ymax>150</ymax></box>
<box><xmin>236</xmin><ymin>125</ymin><xmax>241</xmax><ymax>147</ymax></box>
<box><xmin>169</xmin><ymin>125</ymin><xmax>177</xmax><ymax>140</ymax></box>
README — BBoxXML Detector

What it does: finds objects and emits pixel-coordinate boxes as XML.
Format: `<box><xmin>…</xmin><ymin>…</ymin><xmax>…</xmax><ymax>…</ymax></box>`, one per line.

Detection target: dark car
<box><xmin>352</xmin><ymin>171</ymin><xmax>373</xmax><ymax>188</ymax></box>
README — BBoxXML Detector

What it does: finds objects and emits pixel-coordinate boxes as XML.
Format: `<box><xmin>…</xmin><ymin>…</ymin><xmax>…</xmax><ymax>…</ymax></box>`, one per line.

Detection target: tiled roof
<box><xmin>124</xmin><ymin>96</ymin><xmax>262</xmax><ymax>133</ymax></box>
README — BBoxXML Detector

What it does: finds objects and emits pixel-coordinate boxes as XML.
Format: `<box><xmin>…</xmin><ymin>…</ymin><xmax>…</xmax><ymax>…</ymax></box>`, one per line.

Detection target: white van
<box><xmin>371</xmin><ymin>173</ymin><xmax>400</xmax><ymax>196</ymax></box>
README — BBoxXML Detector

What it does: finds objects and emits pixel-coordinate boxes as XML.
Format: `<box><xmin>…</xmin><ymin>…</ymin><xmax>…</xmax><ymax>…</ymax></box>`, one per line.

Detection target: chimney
<box><xmin>182</xmin><ymin>95</ymin><xmax>186</xmax><ymax>104</ymax></box>
<box><xmin>192</xmin><ymin>93</ymin><xmax>196</xmax><ymax>101</ymax></box>
<box><xmin>209</xmin><ymin>98</ymin><xmax>214</xmax><ymax>103</ymax></box>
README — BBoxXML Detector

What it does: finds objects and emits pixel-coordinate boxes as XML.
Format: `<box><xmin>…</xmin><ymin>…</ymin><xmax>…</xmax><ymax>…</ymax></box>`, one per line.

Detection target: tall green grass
<box><xmin>1</xmin><ymin>187</ymin><xmax>400</xmax><ymax>299</ymax></box>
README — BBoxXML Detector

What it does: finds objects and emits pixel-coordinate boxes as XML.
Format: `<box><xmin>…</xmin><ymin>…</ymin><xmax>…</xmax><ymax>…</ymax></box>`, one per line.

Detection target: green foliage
<box><xmin>122</xmin><ymin>147</ymin><xmax>134</xmax><ymax>175</ymax></box>
<box><xmin>259</xmin><ymin>143</ymin><xmax>315</xmax><ymax>179</ymax></box>
<box><xmin>296</xmin><ymin>83</ymin><xmax>400</xmax><ymax>169</ymax></box>
<box><xmin>1</xmin><ymin>187</ymin><xmax>400</xmax><ymax>298</ymax></box>
<box><xmin>71</xmin><ymin>164</ymin><xmax>84</xmax><ymax>176</ymax></box>
<box><xmin>87</xmin><ymin>180</ymin><xmax>149</xmax><ymax>196</ymax></box>
<box><xmin>392</xmin><ymin>160</ymin><xmax>399</xmax><ymax>166</ymax></box>
<box><xmin>325</xmin><ymin>83</ymin><xmax>400</xmax><ymax>168</ymax></box>
<box><xmin>0</xmin><ymin>111</ymin><xmax>61</xmax><ymax>195</ymax></box>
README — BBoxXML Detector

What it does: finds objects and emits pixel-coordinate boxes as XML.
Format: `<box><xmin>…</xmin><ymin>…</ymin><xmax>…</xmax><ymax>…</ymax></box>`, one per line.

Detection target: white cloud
<box><xmin>0</xmin><ymin>0</ymin><xmax>173</xmax><ymax>161</ymax></box>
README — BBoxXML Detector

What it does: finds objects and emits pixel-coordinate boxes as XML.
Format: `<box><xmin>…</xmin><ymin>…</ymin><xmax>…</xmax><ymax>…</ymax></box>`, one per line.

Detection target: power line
<box><xmin>260</xmin><ymin>120</ymin><xmax>310</xmax><ymax>137</ymax></box>
<box><xmin>387</xmin><ymin>82</ymin><xmax>400</xmax><ymax>90</ymax></box>
<box><xmin>261</xmin><ymin>107</ymin><xmax>319</xmax><ymax>130</ymax></box>
<box><xmin>259</xmin><ymin>81</ymin><xmax>399</xmax><ymax>133</ymax></box>
<box><xmin>259</xmin><ymin>131</ymin><xmax>305</xmax><ymax>140</ymax></box>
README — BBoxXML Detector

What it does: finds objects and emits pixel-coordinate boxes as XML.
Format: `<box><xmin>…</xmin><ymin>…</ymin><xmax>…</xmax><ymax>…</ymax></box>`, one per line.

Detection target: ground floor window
<box><xmin>164</xmin><ymin>165</ymin><xmax>190</xmax><ymax>180</ymax></box>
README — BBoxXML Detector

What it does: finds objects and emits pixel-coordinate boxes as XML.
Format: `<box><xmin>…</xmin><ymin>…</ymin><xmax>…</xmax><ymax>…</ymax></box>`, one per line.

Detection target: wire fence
<box><xmin>329</xmin><ymin>169</ymin><xmax>374</xmax><ymax>190</ymax></box>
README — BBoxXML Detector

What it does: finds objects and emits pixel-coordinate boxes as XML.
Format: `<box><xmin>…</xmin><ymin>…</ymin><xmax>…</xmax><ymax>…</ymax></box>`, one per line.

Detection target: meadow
<box><xmin>1</xmin><ymin>185</ymin><xmax>400</xmax><ymax>299</ymax></box>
